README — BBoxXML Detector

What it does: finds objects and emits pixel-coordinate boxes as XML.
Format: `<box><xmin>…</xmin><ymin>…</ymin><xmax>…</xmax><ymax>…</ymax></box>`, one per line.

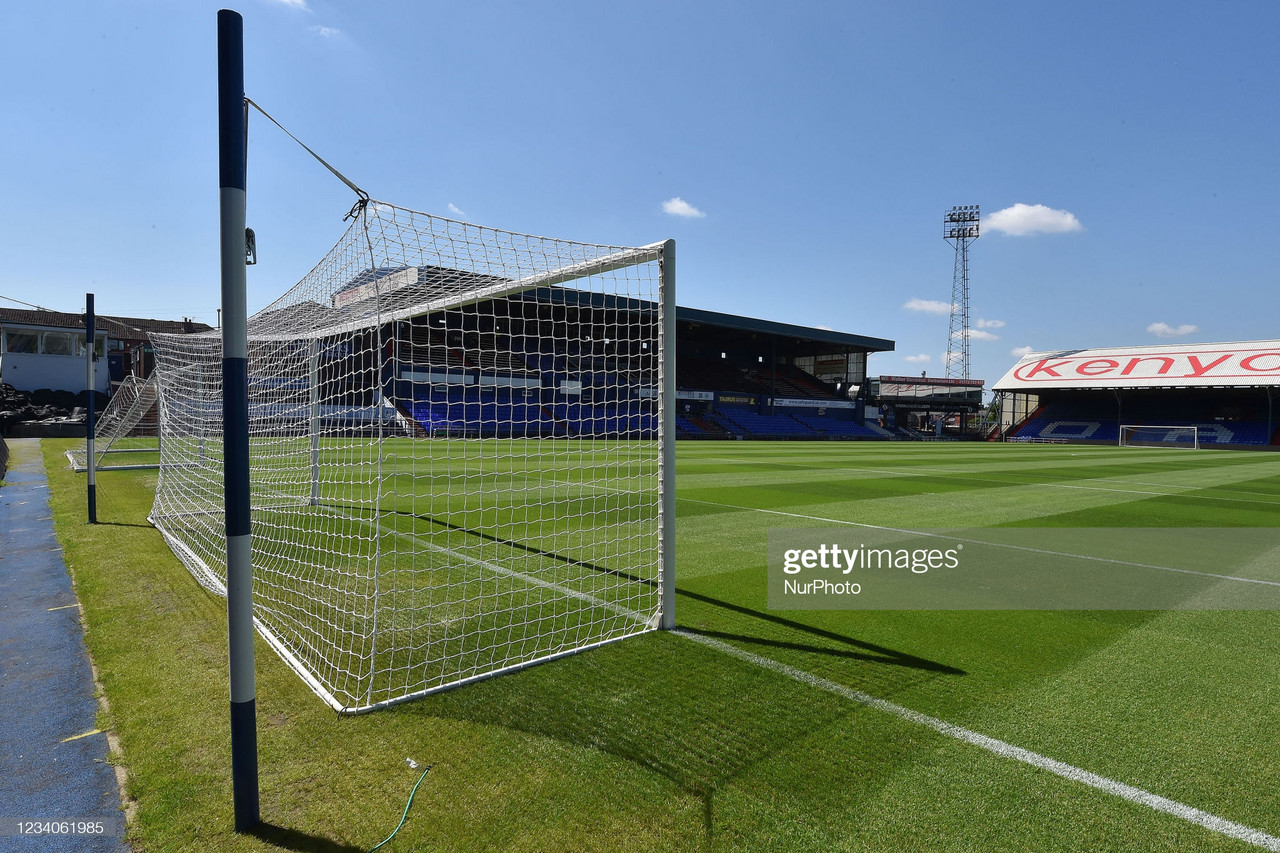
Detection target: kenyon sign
<box><xmin>995</xmin><ymin>344</ymin><xmax>1280</xmax><ymax>390</ymax></box>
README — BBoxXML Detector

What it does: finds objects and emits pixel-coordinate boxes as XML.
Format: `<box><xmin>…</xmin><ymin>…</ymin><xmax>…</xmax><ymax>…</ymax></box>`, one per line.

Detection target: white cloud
<box><xmin>271</xmin><ymin>0</ymin><xmax>310</xmax><ymax>8</ymax></box>
<box><xmin>985</xmin><ymin>203</ymin><xmax>1084</xmax><ymax>236</ymax></box>
<box><xmin>944</xmin><ymin>351</ymin><xmax>963</xmax><ymax>366</ymax></box>
<box><xmin>904</xmin><ymin>353</ymin><xmax>931</xmax><ymax>363</ymax></box>
<box><xmin>310</xmin><ymin>25</ymin><xmax>340</xmax><ymax>37</ymax></box>
<box><xmin>976</xmin><ymin>318</ymin><xmax>1005</xmax><ymax>329</ymax></box>
<box><xmin>1010</xmin><ymin>345</ymin><xmax>1034</xmax><ymax>358</ymax></box>
<box><xmin>903</xmin><ymin>297</ymin><xmax>954</xmax><ymax>315</ymax></box>
<box><xmin>1147</xmin><ymin>322</ymin><xmax>1198</xmax><ymax>338</ymax></box>
<box><xmin>951</xmin><ymin>328</ymin><xmax>1000</xmax><ymax>342</ymax></box>
<box><xmin>662</xmin><ymin>197</ymin><xmax>706</xmax><ymax>218</ymax></box>
<box><xmin>447</xmin><ymin>203</ymin><xmax>467</xmax><ymax>218</ymax></box>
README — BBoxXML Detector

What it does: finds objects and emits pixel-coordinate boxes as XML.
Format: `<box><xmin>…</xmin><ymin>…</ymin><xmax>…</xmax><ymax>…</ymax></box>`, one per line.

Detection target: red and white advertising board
<box><xmin>993</xmin><ymin>341</ymin><xmax>1280</xmax><ymax>390</ymax></box>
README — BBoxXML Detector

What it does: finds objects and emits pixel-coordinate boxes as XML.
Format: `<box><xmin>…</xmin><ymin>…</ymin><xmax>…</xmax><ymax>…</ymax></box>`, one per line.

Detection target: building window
<box><xmin>42</xmin><ymin>332</ymin><xmax>76</xmax><ymax>356</ymax></box>
<box><xmin>3</xmin><ymin>331</ymin><xmax>38</xmax><ymax>353</ymax></box>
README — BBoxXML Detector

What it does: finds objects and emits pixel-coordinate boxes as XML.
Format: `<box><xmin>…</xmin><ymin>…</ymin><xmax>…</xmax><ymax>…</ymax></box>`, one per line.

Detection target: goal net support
<box><xmin>66</xmin><ymin>373</ymin><xmax>161</xmax><ymax>471</ymax></box>
<box><xmin>148</xmin><ymin>200</ymin><xmax>674</xmax><ymax>713</ymax></box>
<box><xmin>1119</xmin><ymin>424</ymin><xmax>1199</xmax><ymax>449</ymax></box>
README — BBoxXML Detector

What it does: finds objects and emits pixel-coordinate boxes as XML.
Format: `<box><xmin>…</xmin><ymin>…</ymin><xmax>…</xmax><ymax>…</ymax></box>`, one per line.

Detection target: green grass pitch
<box><xmin>41</xmin><ymin>438</ymin><xmax>1280</xmax><ymax>851</ymax></box>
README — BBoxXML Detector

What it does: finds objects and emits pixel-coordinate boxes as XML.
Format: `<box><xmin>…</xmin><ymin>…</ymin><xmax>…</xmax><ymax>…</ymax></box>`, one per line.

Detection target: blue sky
<box><xmin>4</xmin><ymin>1</ymin><xmax>1279</xmax><ymax>387</ymax></box>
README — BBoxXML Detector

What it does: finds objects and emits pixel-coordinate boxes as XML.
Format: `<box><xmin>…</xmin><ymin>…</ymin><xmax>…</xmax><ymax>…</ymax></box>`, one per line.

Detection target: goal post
<box><xmin>148</xmin><ymin>200</ymin><xmax>674</xmax><ymax>714</ymax></box>
<box><xmin>66</xmin><ymin>373</ymin><xmax>162</xmax><ymax>472</ymax></box>
<box><xmin>1119</xmin><ymin>424</ymin><xmax>1199</xmax><ymax>449</ymax></box>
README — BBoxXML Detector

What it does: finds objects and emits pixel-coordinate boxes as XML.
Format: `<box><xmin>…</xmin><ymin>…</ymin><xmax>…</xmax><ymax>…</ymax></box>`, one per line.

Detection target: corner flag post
<box><xmin>218</xmin><ymin>7</ymin><xmax>259</xmax><ymax>832</ymax></box>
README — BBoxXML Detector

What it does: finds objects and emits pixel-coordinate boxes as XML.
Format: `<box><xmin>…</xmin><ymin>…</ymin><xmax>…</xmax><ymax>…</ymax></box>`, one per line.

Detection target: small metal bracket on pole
<box><xmin>245</xmin><ymin>228</ymin><xmax>257</xmax><ymax>265</ymax></box>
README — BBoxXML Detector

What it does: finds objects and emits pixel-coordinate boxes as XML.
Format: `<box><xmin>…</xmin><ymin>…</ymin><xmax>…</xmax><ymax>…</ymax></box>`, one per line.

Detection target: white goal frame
<box><xmin>147</xmin><ymin>199</ymin><xmax>675</xmax><ymax>714</ymax></box>
<box><xmin>1119</xmin><ymin>424</ymin><xmax>1199</xmax><ymax>450</ymax></box>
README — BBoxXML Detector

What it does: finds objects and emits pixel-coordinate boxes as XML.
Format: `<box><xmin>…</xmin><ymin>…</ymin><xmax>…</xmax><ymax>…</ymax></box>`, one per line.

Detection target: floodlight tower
<box><xmin>943</xmin><ymin>205</ymin><xmax>980</xmax><ymax>381</ymax></box>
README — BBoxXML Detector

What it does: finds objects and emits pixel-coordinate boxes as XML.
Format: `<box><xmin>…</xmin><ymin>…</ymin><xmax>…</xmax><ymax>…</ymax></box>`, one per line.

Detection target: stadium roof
<box><xmin>993</xmin><ymin>340</ymin><xmax>1280</xmax><ymax>391</ymax></box>
<box><xmin>676</xmin><ymin>306</ymin><xmax>893</xmax><ymax>352</ymax></box>
<box><xmin>513</xmin><ymin>287</ymin><xmax>894</xmax><ymax>352</ymax></box>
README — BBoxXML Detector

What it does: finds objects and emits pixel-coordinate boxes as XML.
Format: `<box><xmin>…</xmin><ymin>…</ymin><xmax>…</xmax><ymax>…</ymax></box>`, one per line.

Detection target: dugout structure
<box><xmin>149</xmin><ymin>201</ymin><xmax>675</xmax><ymax>713</ymax></box>
<box><xmin>993</xmin><ymin>341</ymin><xmax>1280</xmax><ymax>448</ymax></box>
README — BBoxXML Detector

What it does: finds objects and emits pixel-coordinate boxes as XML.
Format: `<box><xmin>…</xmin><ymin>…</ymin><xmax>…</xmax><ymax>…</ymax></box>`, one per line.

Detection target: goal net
<box><xmin>1119</xmin><ymin>424</ymin><xmax>1199</xmax><ymax>449</ymax></box>
<box><xmin>148</xmin><ymin>200</ymin><xmax>673</xmax><ymax>713</ymax></box>
<box><xmin>66</xmin><ymin>373</ymin><xmax>161</xmax><ymax>471</ymax></box>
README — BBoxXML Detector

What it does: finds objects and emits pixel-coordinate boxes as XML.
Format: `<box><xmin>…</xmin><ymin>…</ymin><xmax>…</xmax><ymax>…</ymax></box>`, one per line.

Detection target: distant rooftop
<box><xmin>0</xmin><ymin>307</ymin><xmax>213</xmax><ymax>339</ymax></box>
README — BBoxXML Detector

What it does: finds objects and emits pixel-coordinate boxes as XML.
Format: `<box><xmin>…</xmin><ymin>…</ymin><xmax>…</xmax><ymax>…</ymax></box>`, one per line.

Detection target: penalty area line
<box><xmin>675</xmin><ymin>629</ymin><xmax>1280</xmax><ymax>851</ymax></box>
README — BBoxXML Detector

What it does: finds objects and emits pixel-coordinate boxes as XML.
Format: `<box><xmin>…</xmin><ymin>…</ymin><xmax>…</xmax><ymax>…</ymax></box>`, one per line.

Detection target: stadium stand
<box><xmin>994</xmin><ymin>344</ymin><xmax>1280</xmax><ymax>449</ymax></box>
<box><xmin>379</xmin><ymin>289</ymin><xmax>894</xmax><ymax>441</ymax></box>
<box><xmin>1009</xmin><ymin>399</ymin><xmax>1275</xmax><ymax>447</ymax></box>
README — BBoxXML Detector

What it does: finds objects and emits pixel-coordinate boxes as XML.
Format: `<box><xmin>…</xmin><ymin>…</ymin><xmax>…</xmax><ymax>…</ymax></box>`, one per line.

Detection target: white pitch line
<box><xmin>676</xmin><ymin>629</ymin><xmax>1280</xmax><ymax>852</ymax></box>
<box><xmin>676</xmin><ymin>496</ymin><xmax>1280</xmax><ymax>589</ymax></box>
<box><xmin>705</xmin><ymin>458</ymin><xmax>930</xmax><ymax>478</ymax></box>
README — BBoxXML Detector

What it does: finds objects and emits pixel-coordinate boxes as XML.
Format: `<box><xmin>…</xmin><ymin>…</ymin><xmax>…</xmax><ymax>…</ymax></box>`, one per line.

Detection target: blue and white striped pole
<box><xmin>218</xmin><ymin>8</ymin><xmax>258</xmax><ymax>832</ymax></box>
<box><xmin>85</xmin><ymin>292</ymin><xmax>97</xmax><ymax>524</ymax></box>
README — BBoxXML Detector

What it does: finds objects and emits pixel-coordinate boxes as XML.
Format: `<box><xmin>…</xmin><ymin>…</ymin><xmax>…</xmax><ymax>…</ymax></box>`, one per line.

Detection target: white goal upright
<box><xmin>1119</xmin><ymin>424</ymin><xmax>1199</xmax><ymax>449</ymax></box>
<box><xmin>148</xmin><ymin>200</ymin><xmax>675</xmax><ymax>713</ymax></box>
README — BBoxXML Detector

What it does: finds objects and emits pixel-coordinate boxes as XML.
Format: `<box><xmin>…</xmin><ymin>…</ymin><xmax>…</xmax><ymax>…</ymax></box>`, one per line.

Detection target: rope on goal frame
<box><xmin>245</xmin><ymin>96</ymin><xmax>370</xmax><ymax>220</ymax></box>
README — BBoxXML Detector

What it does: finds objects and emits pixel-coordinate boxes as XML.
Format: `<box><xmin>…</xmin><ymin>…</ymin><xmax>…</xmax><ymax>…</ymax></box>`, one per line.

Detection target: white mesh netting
<box><xmin>149</xmin><ymin>201</ymin><xmax>671</xmax><ymax>712</ymax></box>
<box><xmin>66</xmin><ymin>373</ymin><xmax>160</xmax><ymax>471</ymax></box>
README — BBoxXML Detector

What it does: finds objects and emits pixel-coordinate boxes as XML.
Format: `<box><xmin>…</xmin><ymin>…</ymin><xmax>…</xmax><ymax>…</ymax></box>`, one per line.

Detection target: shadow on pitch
<box><xmin>677</xmin><ymin>587</ymin><xmax>965</xmax><ymax>674</ymax></box>
<box><xmin>332</xmin><ymin>500</ymin><xmax>970</xmax><ymax>840</ymax></box>
<box><xmin>248</xmin><ymin>821</ymin><xmax>364</xmax><ymax>853</ymax></box>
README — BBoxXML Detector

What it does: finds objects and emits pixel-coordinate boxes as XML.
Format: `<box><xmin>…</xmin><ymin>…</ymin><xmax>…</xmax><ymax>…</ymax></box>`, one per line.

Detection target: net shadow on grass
<box><xmin>409</xmin><ymin>632</ymin><xmax>890</xmax><ymax>841</ymax></box>
<box><xmin>405</xmin><ymin>615</ymin><xmax>965</xmax><ymax>841</ymax></box>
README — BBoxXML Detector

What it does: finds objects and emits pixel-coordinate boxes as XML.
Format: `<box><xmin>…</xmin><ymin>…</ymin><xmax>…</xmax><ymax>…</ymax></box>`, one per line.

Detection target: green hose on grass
<box><xmin>369</xmin><ymin>764</ymin><xmax>432</xmax><ymax>852</ymax></box>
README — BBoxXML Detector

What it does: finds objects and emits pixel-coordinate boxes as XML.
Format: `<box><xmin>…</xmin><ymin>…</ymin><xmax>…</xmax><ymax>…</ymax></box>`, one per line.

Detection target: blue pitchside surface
<box><xmin>0</xmin><ymin>438</ymin><xmax>128</xmax><ymax>849</ymax></box>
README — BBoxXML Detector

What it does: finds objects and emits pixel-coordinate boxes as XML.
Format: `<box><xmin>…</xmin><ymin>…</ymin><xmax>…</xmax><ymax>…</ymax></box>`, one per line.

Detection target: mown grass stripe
<box><xmin>678</xmin><ymin>495</ymin><xmax>1280</xmax><ymax>588</ymax></box>
<box><xmin>677</xmin><ymin>629</ymin><xmax>1280</xmax><ymax>852</ymax></box>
